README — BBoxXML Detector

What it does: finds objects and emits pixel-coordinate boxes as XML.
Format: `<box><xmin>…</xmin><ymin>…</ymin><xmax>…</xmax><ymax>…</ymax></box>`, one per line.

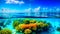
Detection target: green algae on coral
<box><xmin>30</xmin><ymin>20</ymin><xmax>36</xmax><ymax>23</ymax></box>
<box><xmin>13</xmin><ymin>20</ymin><xmax>20</xmax><ymax>28</ymax></box>
<box><xmin>0</xmin><ymin>28</ymin><xmax>12</xmax><ymax>34</ymax></box>
<box><xmin>23</xmin><ymin>19</ymin><xmax>30</xmax><ymax>24</ymax></box>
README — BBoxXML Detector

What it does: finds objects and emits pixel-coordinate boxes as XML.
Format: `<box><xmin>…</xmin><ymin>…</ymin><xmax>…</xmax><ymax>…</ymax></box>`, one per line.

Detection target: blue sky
<box><xmin>0</xmin><ymin>0</ymin><xmax>60</xmax><ymax>13</ymax></box>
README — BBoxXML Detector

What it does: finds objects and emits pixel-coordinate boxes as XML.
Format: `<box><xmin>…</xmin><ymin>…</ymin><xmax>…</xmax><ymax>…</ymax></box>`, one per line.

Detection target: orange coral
<box><xmin>19</xmin><ymin>23</ymin><xmax>37</xmax><ymax>29</ymax></box>
<box><xmin>30</xmin><ymin>23</ymin><xmax>37</xmax><ymax>28</ymax></box>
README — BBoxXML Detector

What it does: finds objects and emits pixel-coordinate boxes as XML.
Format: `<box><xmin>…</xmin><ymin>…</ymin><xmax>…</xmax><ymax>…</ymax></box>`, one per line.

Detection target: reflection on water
<box><xmin>0</xmin><ymin>12</ymin><xmax>60</xmax><ymax>18</ymax></box>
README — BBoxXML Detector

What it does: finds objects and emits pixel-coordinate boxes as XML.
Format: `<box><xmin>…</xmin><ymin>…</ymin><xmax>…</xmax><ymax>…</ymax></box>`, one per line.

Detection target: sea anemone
<box><xmin>24</xmin><ymin>29</ymin><xmax>32</xmax><ymax>34</ymax></box>
<box><xmin>0</xmin><ymin>28</ymin><xmax>12</xmax><ymax>34</ymax></box>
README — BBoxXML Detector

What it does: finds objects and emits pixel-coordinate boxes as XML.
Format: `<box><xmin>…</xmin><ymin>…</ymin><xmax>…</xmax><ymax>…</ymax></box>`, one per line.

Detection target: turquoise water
<box><xmin>0</xmin><ymin>18</ymin><xmax>60</xmax><ymax>34</ymax></box>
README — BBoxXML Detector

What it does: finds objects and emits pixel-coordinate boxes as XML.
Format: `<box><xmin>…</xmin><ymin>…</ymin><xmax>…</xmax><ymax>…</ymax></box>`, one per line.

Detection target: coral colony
<box><xmin>0</xmin><ymin>18</ymin><xmax>52</xmax><ymax>34</ymax></box>
<box><xmin>14</xmin><ymin>19</ymin><xmax>52</xmax><ymax>34</ymax></box>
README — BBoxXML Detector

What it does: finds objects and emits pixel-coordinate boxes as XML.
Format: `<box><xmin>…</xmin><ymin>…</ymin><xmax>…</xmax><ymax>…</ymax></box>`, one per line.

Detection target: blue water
<box><xmin>0</xmin><ymin>18</ymin><xmax>60</xmax><ymax>34</ymax></box>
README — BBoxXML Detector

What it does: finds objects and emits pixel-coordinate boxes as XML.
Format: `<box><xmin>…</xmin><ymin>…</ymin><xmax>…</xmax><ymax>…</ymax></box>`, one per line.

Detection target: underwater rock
<box><xmin>0</xmin><ymin>21</ymin><xmax>6</xmax><ymax>29</ymax></box>
<box><xmin>0</xmin><ymin>23</ymin><xmax>4</xmax><ymax>26</ymax></box>
<box><xmin>56</xmin><ymin>27</ymin><xmax>60</xmax><ymax>32</ymax></box>
<box><xmin>0</xmin><ymin>20</ymin><xmax>5</xmax><ymax>26</ymax></box>
<box><xmin>0</xmin><ymin>26</ymin><xmax>2</xmax><ymax>30</ymax></box>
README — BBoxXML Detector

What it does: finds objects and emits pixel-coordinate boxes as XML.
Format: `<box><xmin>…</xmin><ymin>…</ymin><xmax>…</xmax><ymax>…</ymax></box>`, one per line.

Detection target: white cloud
<box><xmin>24</xmin><ymin>8</ymin><xmax>31</xmax><ymax>16</ymax></box>
<box><xmin>24</xmin><ymin>6</ymin><xmax>40</xmax><ymax>12</ymax></box>
<box><xmin>1</xmin><ymin>8</ymin><xmax>20</xmax><ymax>13</ymax></box>
<box><xmin>34</xmin><ymin>6</ymin><xmax>40</xmax><ymax>12</ymax></box>
<box><xmin>6</xmin><ymin>0</ymin><xmax>24</xmax><ymax>4</ymax></box>
<box><xmin>6</xmin><ymin>0</ymin><xmax>11</xmax><ymax>3</ymax></box>
<box><xmin>19</xmin><ymin>1</ymin><xmax>24</xmax><ymax>4</ymax></box>
<box><xmin>25</xmin><ymin>8</ymin><xmax>31</xmax><ymax>12</ymax></box>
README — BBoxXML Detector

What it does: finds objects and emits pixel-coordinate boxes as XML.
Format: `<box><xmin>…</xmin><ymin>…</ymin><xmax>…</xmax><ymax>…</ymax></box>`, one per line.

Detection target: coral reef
<box><xmin>12</xmin><ymin>19</ymin><xmax>51</xmax><ymax>34</ymax></box>
<box><xmin>0</xmin><ymin>28</ymin><xmax>12</xmax><ymax>34</ymax></box>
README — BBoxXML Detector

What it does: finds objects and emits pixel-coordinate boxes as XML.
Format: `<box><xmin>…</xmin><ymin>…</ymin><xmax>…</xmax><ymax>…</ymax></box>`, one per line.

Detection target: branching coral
<box><xmin>0</xmin><ymin>28</ymin><xmax>12</xmax><ymax>34</ymax></box>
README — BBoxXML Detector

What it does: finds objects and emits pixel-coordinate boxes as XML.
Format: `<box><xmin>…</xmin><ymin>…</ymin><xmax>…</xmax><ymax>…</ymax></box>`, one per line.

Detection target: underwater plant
<box><xmin>24</xmin><ymin>29</ymin><xmax>32</xmax><ymax>34</ymax></box>
<box><xmin>0</xmin><ymin>26</ymin><xmax>2</xmax><ymax>30</ymax></box>
<box><xmin>0</xmin><ymin>28</ymin><xmax>12</xmax><ymax>34</ymax></box>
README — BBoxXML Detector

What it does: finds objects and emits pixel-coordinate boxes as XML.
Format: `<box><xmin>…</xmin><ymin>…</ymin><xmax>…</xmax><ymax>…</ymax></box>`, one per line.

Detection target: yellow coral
<box><xmin>24</xmin><ymin>29</ymin><xmax>32</xmax><ymax>34</ymax></box>
<box><xmin>38</xmin><ymin>22</ymin><xmax>45</xmax><ymax>28</ymax></box>
<box><xmin>0</xmin><ymin>29</ymin><xmax>12</xmax><ymax>34</ymax></box>
<box><xmin>15</xmin><ymin>24</ymin><xmax>24</xmax><ymax>32</ymax></box>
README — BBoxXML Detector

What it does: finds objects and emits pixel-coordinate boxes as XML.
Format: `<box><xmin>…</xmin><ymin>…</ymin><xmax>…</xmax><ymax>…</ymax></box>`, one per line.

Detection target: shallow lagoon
<box><xmin>0</xmin><ymin>18</ymin><xmax>60</xmax><ymax>34</ymax></box>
